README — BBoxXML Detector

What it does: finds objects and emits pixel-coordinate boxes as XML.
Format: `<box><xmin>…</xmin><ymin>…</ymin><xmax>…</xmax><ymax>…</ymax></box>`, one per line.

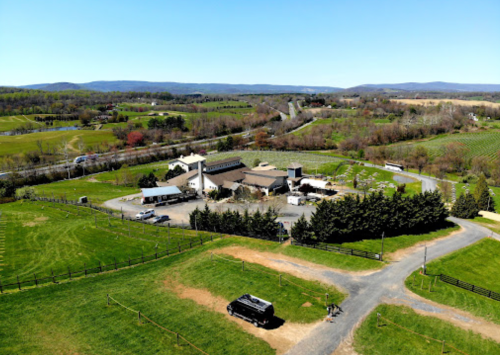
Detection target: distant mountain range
<box><xmin>10</xmin><ymin>80</ymin><xmax>500</xmax><ymax>94</ymax></box>
<box><xmin>17</xmin><ymin>81</ymin><xmax>343</xmax><ymax>94</ymax></box>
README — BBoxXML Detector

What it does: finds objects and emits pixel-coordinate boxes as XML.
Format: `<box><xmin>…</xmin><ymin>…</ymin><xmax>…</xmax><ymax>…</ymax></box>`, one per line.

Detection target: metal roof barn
<box><xmin>142</xmin><ymin>186</ymin><xmax>182</xmax><ymax>198</ymax></box>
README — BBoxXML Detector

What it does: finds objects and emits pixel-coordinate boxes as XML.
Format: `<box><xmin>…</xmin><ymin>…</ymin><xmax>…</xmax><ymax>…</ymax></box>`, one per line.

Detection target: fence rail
<box><xmin>291</xmin><ymin>240</ymin><xmax>381</xmax><ymax>260</ymax></box>
<box><xmin>0</xmin><ymin>233</ymin><xmax>219</xmax><ymax>294</ymax></box>
<box><xmin>440</xmin><ymin>274</ymin><xmax>500</xmax><ymax>302</ymax></box>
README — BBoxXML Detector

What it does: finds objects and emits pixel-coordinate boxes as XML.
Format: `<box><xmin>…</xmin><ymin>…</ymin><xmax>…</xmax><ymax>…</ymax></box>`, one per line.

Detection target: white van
<box><xmin>73</xmin><ymin>156</ymin><xmax>87</xmax><ymax>164</ymax></box>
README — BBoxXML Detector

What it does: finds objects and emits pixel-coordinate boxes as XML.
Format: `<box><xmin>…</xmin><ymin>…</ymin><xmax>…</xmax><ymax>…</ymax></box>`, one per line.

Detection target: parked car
<box><xmin>73</xmin><ymin>156</ymin><xmax>87</xmax><ymax>164</ymax></box>
<box><xmin>135</xmin><ymin>209</ymin><xmax>155</xmax><ymax>220</ymax></box>
<box><xmin>152</xmin><ymin>215</ymin><xmax>169</xmax><ymax>224</ymax></box>
<box><xmin>227</xmin><ymin>294</ymin><xmax>274</xmax><ymax>327</ymax></box>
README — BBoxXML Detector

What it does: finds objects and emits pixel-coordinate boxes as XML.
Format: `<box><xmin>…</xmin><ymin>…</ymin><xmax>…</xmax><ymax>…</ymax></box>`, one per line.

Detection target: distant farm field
<box><xmin>0</xmin><ymin>115</ymin><xmax>79</xmax><ymax>132</ymax></box>
<box><xmin>0</xmin><ymin>130</ymin><xmax>117</xmax><ymax>157</ymax></box>
<box><xmin>393</xmin><ymin>99</ymin><xmax>500</xmax><ymax>108</ymax></box>
<box><xmin>410</xmin><ymin>131</ymin><xmax>500</xmax><ymax>162</ymax></box>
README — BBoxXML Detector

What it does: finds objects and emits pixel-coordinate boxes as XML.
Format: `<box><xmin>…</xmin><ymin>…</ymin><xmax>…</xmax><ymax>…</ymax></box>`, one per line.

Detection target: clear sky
<box><xmin>1</xmin><ymin>0</ymin><xmax>499</xmax><ymax>87</ymax></box>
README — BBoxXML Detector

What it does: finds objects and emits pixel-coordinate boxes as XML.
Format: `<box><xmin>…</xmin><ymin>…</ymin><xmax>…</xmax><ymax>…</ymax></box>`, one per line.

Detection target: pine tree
<box><xmin>451</xmin><ymin>193</ymin><xmax>479</xmax><ymax>219</ymax></box>
<box><xmin>291</xmin><ymin>214</ymin><xmax>314</xmax><ymax>243</ymax></box>
<box><xmin>474</xmin><ymin>174</ymin><xmax>495</xmax><ymax>211</ymax></box>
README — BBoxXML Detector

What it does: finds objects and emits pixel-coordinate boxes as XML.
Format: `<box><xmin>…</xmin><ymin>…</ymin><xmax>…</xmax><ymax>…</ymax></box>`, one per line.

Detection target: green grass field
<box><xmin>413</xmin><ymin>131</ymin><xmax>500</xmax><ymax>162</ymax></box>
<box><xmin>406</xmin><ymin>238</ymin><xmax>500</xmax><ymax>324</ymax></box>
<box><xmin>338</xmin><ymin>223</ymin><xmax>459</xmax><ymax>258</ymax></box>
<box><xmin>0</xmin><ymin>220</ymin><xmax>346</xmax><ymax>355</ymax></box>
<box><xmin>33</xmin><ymin>179</ymin><xmax>139</xmax><ymax>203</ymax></box>
<box><xmin>354</xmin><ymin>304</ymin><xmax>500</xmax><ymax>355</ymax></box>
<box><xmin>0</xmin><ymin>201</ymin><xmax>209</xmax><ymax>283</ymax></box>
<box><xmin>0</xmin><ymin>130</ymin><xmax>117</xmax><ymax>158</ymax></box>
<box><xmin>198</xmin><ymin>101</ymin><xmax>251</xmax><ymax>108</ymax></box>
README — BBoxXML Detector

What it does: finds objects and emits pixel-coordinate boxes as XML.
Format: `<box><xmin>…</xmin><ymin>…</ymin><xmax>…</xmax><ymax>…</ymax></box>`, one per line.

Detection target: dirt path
<box><xmin>67</xmin><ymin>134</ymin><xmax>82</xmax><ymax>153</ymax></box>
<box><xmin>213</xmin><ymin>246</ymin><xmax>378</xmax><ymax>282</ymax></box>
<box><xmin>165</xmin><ymin>281</ymin><xmax>318</xmax><ymax>355</ymax></box>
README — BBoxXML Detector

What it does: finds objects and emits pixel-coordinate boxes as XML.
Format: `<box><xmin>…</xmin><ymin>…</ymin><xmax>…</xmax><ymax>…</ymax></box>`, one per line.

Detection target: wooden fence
<box><xmin>0</xmin><ymin>233</ymin><xmax>219</xmax><ymax>294</ymax></box>
<box><xmin>440</xmin><ymin>274</ymin><xmax>500</xmax><ymax>302</ymax></box>
<box><xmin>291</xmin><ymin>239</ymin><xmax>381</xmax><ymax>260</ymax></box>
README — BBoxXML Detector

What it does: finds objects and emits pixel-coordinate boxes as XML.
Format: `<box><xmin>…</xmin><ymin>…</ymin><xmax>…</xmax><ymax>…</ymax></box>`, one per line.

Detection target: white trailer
<box><xmin>287</xmin><ymin>195</ymin><xmax>306</xmax><ymax>206</ymax></box>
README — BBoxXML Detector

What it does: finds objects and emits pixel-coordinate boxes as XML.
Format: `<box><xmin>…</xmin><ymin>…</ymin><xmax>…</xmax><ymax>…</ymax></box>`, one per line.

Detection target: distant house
<box><xmin>151</xmin><ymin>101</ymin><xmax>157</xmax><ymax>106</ymax></box>
<box><xmin>468</xmin><ymin>113</ymin><xmax>479</xmax><ymax>122</ymax></box>
<box><xmin>168</xmin><ymin>153</ymin><xmax>206</xmax><ymax>172</ymax></box>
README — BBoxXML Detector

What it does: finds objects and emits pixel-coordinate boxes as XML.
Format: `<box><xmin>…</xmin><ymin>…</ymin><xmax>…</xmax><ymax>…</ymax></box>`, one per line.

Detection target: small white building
<box><xmin>168</xmin><ymin>153</ymin><xmax>206</xmax><ymax>172</ymax></box>
<box><xmin>141</xmin><ymin>186</ymin><xmax>182</xmax><ymax>204</ymax></box>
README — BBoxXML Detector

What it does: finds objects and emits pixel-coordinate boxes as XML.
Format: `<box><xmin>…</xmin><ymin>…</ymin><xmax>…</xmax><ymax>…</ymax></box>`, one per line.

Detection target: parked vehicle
<box><xmin>227</xmin><ymin>294</ymin><xmax>274</xmax><ymax>327</ymax></box>
<box><xmin>73</xmin><ymin>156</ymin><xmax>87</xmax><ymax>164</ymax></box>
<box><xmin>135</xmin><ymin>209</ymin><xmax>155</xmax><ymax>220</ymax></box>
<box><xmin>152</xmin><ymin>215</ymin><xmax>169</xmax><ymax>224</ymax></box>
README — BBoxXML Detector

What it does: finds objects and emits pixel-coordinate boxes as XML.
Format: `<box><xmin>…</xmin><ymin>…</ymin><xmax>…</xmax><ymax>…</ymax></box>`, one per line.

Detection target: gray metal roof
<box><xmin>141</xmin><ymin>186</ymin><xmax>182</xmax><ymax>198</ymax></box>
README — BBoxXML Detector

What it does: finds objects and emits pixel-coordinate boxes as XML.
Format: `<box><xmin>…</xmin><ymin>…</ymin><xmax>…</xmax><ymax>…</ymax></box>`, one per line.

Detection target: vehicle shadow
<box><xmin>263</xmin><ymin>316</ymin><xmax>285</xmax><ymax>330</ymax></box>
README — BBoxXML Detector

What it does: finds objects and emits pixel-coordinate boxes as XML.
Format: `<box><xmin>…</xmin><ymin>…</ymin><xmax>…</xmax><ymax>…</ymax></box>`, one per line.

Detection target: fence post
<box><xmin>17</xmin><ymin>275</ymin><xmax>21</xmax><ymax>290</ymax></box>
<box><xmin>34</xmin><ymin>273</ymin><xmax>38</xmax><ymax>286</ymax></box>
<box><xmin>138</xmin><ymin>311</ymin><xmax>141</xmax><ymax>324</ymax></box>
<box><xmin>176</xmin><ymin>333</ymin><xmax>180</xmax><ymax>346</ymax></box>
<box><xmin>68</xmin><ymin>266</ymin><xmax>72</xmax><ymax>280</ymax></box>
<box><xmin>434</xmin><ymin>276</ymin><xmax>438</xmax><ymax>287</ymax></box>
<box><xmin>85</xmin><ymin>263</ymin><xmax>87</xmax><ymax>277</ymax></box>
<box><xmin>52</xmin><ymin>269</ymin><xmax>55</xmax><ymax>283</ymax></box>
<box><xmin>441</xmin><ymin>340</ymin><xmax>445</xmax><ymax>354</ymax></box>
<box><xmin>242</xmin><ymin>261</ymin><xmax>245</xmax><ymax>271</ymax></box>
<box><xmin>325</xmin><ymin>293</ymin><xmax>329</xmax><ymax>307</ymax></box>
<box><xmin>108</xmin><ymin>215</ymin><xmax>111</xmax><ymax>227</ymax></box>
<box><xmin>178</xmin><ymin>242</ymin><xmax>181</xmax><ymax>253</ymax></box>
<box><xmin>377</xmin><ymin>313</ymin><xmax>380</xmax><ymax>327</ymax></box>
<box><xmin>420</xmin><ymin>279</ymin><xmax>424</xmax><ymax>290</ymax></box>
<box><xmin>107</xmin><ymin>294</ymin><xmax>110</xmax><ymax>306</ymax></box>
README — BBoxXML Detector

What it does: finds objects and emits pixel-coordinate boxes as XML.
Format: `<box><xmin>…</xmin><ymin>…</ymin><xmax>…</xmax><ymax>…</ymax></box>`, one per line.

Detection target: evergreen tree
<box><xmin>291</xmin><ymin>214</ymin><xmax>314</xmax><ymax>243</ymax></box>
<box><xmin>474</xmin><ymin>174</ymin><xmax>495</xmax><ymax>211</ymax></box>
<box><xmin>451</xmin><ymin>193</ymin><xmax>479</xmax><ymax>219</ymax></box>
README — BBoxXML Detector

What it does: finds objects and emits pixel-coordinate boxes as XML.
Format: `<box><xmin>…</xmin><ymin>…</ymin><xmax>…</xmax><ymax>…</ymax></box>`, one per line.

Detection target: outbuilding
<box><xmin>287</xmin><ymin>195</ymin><xmax>306</xmax><ymax>206</ymax></box>
<box><xmin>141</xmin><ymin>186</ymin><xmax>182</xmax><ymax>204</ymax></box>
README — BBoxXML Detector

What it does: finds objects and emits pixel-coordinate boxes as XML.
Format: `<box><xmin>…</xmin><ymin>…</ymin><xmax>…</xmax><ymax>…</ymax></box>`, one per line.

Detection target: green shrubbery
<box><xmin>189</xmin><ymin>204</ymin><xmax>280</xmax><ymax>238</ymax></box>
<box><xmin>292</xmin><ymin>191</ymin><xmax>448</xmax><ymax>244</ymax></box>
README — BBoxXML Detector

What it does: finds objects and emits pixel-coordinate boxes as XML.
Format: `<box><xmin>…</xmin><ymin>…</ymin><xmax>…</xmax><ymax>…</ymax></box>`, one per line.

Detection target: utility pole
<box><xmin>380</xmin><ymin>232</ymin><xmax>385</xmax><ymax>261</ymax></box>
<box><xmin>423</xmin><ymin>245</ymin><xmax>427</xmax><ymax>275</ymax></box>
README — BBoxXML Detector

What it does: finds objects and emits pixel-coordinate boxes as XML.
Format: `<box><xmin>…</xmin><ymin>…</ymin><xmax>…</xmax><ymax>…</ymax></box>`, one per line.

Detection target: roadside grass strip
<box><xmin>354</xmin><ymin>305</ymin><xmax>500</xmax><ymax>355</ymax></box>
<box><xmin>405</xmin><ymin>238</ymin><xmax>500</xmax><ymax>324</ymax></box>
<box><xmin>0</xmin><ymin>212</ymin><xmax>5</xmax><ymax>272</ymax></box>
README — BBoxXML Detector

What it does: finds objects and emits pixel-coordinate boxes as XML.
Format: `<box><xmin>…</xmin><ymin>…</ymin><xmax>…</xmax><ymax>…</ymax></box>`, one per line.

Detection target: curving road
<box><xmin>284</xmin><ymin>218</ymin><xmax>499</xmax><ymax>354</ymax></box>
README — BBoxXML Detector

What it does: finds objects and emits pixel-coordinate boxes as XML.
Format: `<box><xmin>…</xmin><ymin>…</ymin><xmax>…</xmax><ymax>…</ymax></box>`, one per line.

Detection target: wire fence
<box><xmin>377</xmin><ymin>313</ymin><xmax>469</xmax><ymax>355</ymax></box>
<box><xmin>107</xmin><ymin>295</ymin><xmax>211</xmax><ymax>355</ymax></box>
<box><xmin>211</xmin><ymin>252</ymin><xmax>330</xmax><ymax>303</ymax></box>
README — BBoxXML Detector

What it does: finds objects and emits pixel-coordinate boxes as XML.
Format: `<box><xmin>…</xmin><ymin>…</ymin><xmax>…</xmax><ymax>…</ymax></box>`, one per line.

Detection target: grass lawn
<box><xmin>0</xmin><ymin>247</ymin><xmax>275</xmax><ymax>355</ymax></box>
<box><xmin>0</xmin><ymin>201</ymin><xmax>208</xmax><ymax>283</ymax></box>
<box><xmin>93</xmin><ymin>163</ymin><xmax>168</xmax><ymax>183</ymax></box>
<box><xmin>338</xmin><ymin>222</ymin><xmax>459</xmax><ymax>258</ymax></box>
<box><xmin>198</xmin><ymin>100</ymin><xmax>251</xmax><ymax>108</ymax></box>
<box><xmin>33</xmin><ymin>178</ymin><xmax>139</xmax><ymax>204</ymax></box>
<box><xmin>405</xmin><ymin>238</ymin><xmax>500</xmax><ymax>324</ymax></box>
<box><xmin>354</xmin><ymin>304</ymin><xmax>500</xmax><ymax>355</ymax></box>
<box><xmin>0</xmin><ymin>130</ymin><xmax>117</xmax><ymax>158</ymax></box>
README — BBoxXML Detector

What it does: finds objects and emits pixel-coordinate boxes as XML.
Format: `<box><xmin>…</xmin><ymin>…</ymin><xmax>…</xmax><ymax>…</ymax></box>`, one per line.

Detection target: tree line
<box><xmin>189</xmin><ymin>205</ymin><xmax>281</xmax><ymax>238</ymax></box>
<box><xmin>291</xmin><ymin>191</ymin><xmax>449</xmax><ymax>244</ymax></box>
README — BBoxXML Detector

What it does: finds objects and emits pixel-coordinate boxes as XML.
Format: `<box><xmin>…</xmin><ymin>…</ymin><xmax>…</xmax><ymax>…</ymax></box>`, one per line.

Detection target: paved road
<box><xmin>288</xmin><ymin>102</ymin><xmax>297</xmax><ymax>119</ymax></box>
<box><xmin>285</xmin><ymin>217</ymin><xmax>498</xmax><ymax>354</ymax></box>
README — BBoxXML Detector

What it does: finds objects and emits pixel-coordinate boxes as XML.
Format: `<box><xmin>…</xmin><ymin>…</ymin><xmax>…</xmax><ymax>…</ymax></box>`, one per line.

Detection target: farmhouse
<box><xmin>168</xmin><ymin>153</ymin><xmax>206</xmax><ymax>172</ymax></box>
<box><xmin>141</xmin><ymin>186</ymin><xmax>182</xmax><ymax>204</ymax></box>
<box><xmin>187</xmin><ymin>166</ymin><xmax>250</xmax><ymax>192</ymax></box>
<box><xmin>241</xmin><ymin>170</ymin><xmax>288</xmax><ymax>196</ymax></box>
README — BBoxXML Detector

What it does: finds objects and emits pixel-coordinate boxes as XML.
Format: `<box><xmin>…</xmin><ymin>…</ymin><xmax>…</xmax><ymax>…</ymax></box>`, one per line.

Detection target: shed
<box><xmin>141</xmin><ymin>186</ymin><xmax>182</xmax><ymax>204</ymax></box>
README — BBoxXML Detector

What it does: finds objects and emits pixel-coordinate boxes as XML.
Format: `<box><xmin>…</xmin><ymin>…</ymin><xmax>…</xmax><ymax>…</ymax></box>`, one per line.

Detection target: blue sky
<box><xmin>1</xmin><ymin>0</ymin><xmax>499</xmax><ymax>87</ymax></box>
